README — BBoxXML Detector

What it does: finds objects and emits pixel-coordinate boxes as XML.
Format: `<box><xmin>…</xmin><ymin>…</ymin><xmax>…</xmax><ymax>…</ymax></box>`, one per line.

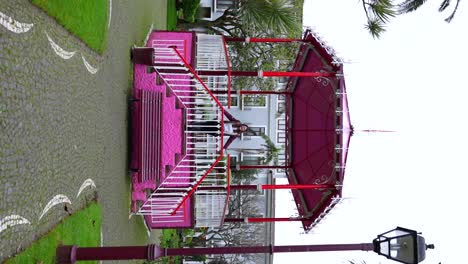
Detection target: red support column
<box><xmin>240</xmin><ymin>90</ymin><xmax>291</xmax><ymax>95</ymax></box>
<box><xmin>211</xmin><ymin>90</ymin><xmax>291</xmax><ymax>95</ymax></box>
<box><xmin>239</xmin><ymin>165</ymin><xmax>291</xmax><ymax>170</ymax></box>
<box><xmin>233</xmin><ymin>184</ymin><xmax>335</xmax><ymax>191</ymax></box>
<box><xmin>262</xmin><ymin>71</ymin><xmax>335</xmax><ymax>78</ymax></box>
<box><xmin>197</xmin><ymin>70</ymin><xmax>335</xmax><ymax>78</ymax></box>
<box><xmin>224</xmin><ymin>37</ymin><xmax>302</xmax><ymax>43</ymax></box>
<box><xmin>201</xmin><ymin>184</ymin><xmax>335</xmax><ymax>191</ymax></box>
<box><xmin>261</xmin><ymin>184</ymin><xmax>335</xmax><ymax>190</ymax></box>
<box><xmin>224</xmin><ymin>217</ymin><xmax>307</xmax><ymax>223</ymax></box>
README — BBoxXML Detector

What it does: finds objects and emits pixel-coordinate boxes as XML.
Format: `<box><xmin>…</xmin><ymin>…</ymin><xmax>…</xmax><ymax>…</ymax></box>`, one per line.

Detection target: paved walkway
<box><xmin>0</xmin><ymin>0</ymin><xmax>166</xmax><ymax>262</ymax></box>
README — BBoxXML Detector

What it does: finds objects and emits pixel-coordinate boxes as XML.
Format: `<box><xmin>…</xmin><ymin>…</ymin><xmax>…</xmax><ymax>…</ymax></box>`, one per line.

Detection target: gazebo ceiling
<box><xmin>285</xmin><ymin>30</ymin><xmax>352</xmax><ymax>231</ymax></box>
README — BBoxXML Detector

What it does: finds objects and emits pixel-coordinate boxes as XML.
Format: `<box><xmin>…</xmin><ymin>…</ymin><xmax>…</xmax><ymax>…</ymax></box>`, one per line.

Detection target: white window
<box><xmin>229</xmin><ymin>95</ymin><xmax>239</xmax><ymax>108</ymax></box>
<box><xmin>248</xmin><ymin>126</ymin><xmax>266</xmax><ymax>137</ymax></box>
<box><xmin>277</xmin><ymin>132</ymin><xmax>286</xmax><ymax>143</ymax></box>
<box><xmin>277</xmin><ymin>119</ymin><xmax>286</xmax><ymax>130</ymax></box>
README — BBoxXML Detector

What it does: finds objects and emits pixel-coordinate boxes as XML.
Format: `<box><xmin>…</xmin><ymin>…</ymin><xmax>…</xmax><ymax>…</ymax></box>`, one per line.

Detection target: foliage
<box><xmin>177</xmin><ymin>0</ymin><xmax>301</xmax><ymax>37</ymax></box>
<box><xmin>360</xmin><ymin>0</ymin><xmax>397</xmax><ymax>38</ymax></box>
<box><xmin>167</xmin><ymin>0</ymin><xmax>178</xmax><ymax>30</ymax></box>
<box><xmin>259</xmin><ymin>133</ymin><xmax>281</xmax><ymax>165</ymax></box>
<box><xmin>230</xmin><ymin>168</ymin><xmax>260</xmax><ymax>183</ymax></box>
<box><xmin>31</xmin><ymin>0</ymin><xmax>108</xmax><ymax>54</ymax></box>
<box><xmin>360</xmin><ymin>0</ymin><xmax>463</xmax><ymax>38</ymax></box>
<box><xmin>5</xmin><ymin>202</ymin><xmax>102</xmax><ymax>264</ymax></box>
<box><xmin>239</xmin><ymin>0</ymin><xmax>302</xmax><ymax>36</ymax></box>
<box><xmin>160</xmin><ymin>229</ymin><xmax>180</xmax><ymax>247</ymax></box>
<box><xmin>177</xmin><ymin>0</ymin><xmax>303</xmax><ymax>91</ymax></box>
<box><xmin>398</xmin><ymin>0</ymin><xmax>462</xmax><ymax>22</ymax></box>
<box><xmin>229</xmin><ymin>134</ymin><xmax>281</xmax><ymax>165</ymax></box>
<box><xmin>182</xmin><ymin>0</ymin><xmax>201</xmax><ymax>23</ymax></box>
<box><xmin>154</xmin><ymin>229</ymin><xmax>182</xmax><ymax>264</ymax></box>
<box><xmin>173</xmin><ymin>168</ymin><xmax>264</xmax><ymax>263</ymax></box>
<box><xmin>230</xmin><ymin>41</ymin><xmax>300</xmax><ymax>91</ymax></box>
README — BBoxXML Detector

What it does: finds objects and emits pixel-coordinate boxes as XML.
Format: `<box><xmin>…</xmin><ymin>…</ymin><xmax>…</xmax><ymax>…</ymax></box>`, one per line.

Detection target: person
<box><xmin>189</xmin><ymin>110</ymin><xmax>250</xmax><ymax>149</ymax></box>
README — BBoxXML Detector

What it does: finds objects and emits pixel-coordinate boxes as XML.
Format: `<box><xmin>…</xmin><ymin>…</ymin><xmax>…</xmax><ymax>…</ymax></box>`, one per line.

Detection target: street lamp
<box><xmin>373</xmin><ymin>226</ymin><xmax>434</xmax><ymax>264</ymax></box>
<box><xmin>57</xmin><ymin>226</ymin><xmax>433</xmax><ymax>264</ymax></box>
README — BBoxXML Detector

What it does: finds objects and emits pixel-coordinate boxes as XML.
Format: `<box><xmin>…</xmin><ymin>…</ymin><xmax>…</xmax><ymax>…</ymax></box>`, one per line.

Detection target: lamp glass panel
<box><xmin>390</xmin><ymin>236</ymin><xmax>415</xmax><ymax>264</ymax></box>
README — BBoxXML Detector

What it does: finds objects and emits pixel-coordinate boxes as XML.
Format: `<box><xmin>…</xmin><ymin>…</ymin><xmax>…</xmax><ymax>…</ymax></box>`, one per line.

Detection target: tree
<box><xmin>360</xmin><ymin>0</ymin><xmax>397</xmax><ymax>38</ymax></box>
<box><xmin>182</xmin><ymin>169</ymin><xmax>266</xmax><ymax>263</ymax></box>
<box><xmin>398</xmin><ymin>0</ymin><xmax>462</xmax><ymax>22</ymax></box>
<box><xmin>260</xmin><ymin>133</ymin><xmax>282</xmax><ymax>165</ymax></box>
<box><xmin>178</xmin><ymin>0</ymin><xmax>301</xmax><ymax>38</ymax></box>
<box><xmin>178</xmin><ymin>0</ymin><xmax>303</xmax><ymax>91</ymax></box>
<box><xmin>360</xmin><ymin>0</ymin><xmax>463</xmax><ymax>38</ymax></box>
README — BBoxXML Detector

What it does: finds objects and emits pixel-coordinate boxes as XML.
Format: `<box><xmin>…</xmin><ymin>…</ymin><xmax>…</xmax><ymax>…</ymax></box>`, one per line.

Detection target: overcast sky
<box><xmin>275</xmin><ymin>1</ymin><xmax>468</xmax><ymax>264</ymax></box>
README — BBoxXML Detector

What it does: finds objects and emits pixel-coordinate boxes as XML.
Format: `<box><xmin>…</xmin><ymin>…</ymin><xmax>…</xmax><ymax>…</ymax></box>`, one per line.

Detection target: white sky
<box><xmin>274</xmin><ymin>1</ymin><xmax>468</xmax><ymax>264</ymax></box>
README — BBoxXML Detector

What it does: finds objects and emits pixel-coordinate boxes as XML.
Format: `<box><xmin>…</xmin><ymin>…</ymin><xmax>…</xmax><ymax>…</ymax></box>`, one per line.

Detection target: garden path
<box><xmin>0</xmin><ymin>0</ymin><xmax>166</xmax><ymax>262</ymax></box>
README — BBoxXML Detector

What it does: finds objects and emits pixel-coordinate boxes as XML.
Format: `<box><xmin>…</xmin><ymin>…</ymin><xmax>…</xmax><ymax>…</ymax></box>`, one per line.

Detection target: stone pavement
<box><xmin>0</xmin><ymin>0</ymin><xmax>166</xmax><ymax>262</ymax></box>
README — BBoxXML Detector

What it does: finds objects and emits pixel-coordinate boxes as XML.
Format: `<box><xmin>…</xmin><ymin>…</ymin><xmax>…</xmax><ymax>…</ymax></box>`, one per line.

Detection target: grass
<box><xmin>31</xmin><ymin>0</ymin><xmax>108</xmax><ymax>54</ymax></box>
<box><xmin>5</xmin><ymin>202</ymin><xmax>102</xmax><ymax>264</ymax></box>
<box><xmin>167</xmin><ymin>0</ymin><xmax>178</xmax><ymax>30</ymax></box>
<box><xmin>182</xmin><ymin>0</ymin><xmax>200</xmax><ymax>23</ymax></box>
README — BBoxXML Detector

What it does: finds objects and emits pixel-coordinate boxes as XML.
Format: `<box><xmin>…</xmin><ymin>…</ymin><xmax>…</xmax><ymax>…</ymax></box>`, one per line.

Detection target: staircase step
<box><xmin>165</xmin><ymin>165</ymin><xmax>173</xmax><ymax>176</ymax></box>
<box><xmin>175</xmin><ymin>153</ymin><xmax>183</xmax><ymax>164</ymax></box>
<box><xmin>175</xmin><ymin>99</ymin><xmax>184</xmax><ymax>109</ymax></box>
<box><xmin>166</xmin><ymin>86</ymin><xmax>173</xmax><ymax>97</ymax></box>
<box><xmin>146</xmin><ymin>66</ymin><xmax>156</xmax><ymax>74</ymax></box>
<box><xmin>156</xmin><ymin>74</ymin><xmax>163</xmax><ymax>85</ymax></box>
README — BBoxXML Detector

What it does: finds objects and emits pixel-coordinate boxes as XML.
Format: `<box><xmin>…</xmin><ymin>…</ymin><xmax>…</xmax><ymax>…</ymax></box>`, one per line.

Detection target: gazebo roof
<box><xmin>285</xmin><ymin>29</ymin><xmax>352</xmax><ymax>231</ymax></box>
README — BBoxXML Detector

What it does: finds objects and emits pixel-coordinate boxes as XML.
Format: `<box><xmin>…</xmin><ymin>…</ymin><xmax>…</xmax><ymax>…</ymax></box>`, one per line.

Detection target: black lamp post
<box><xmin>373</xmin><ymin>226</ymin><xmax>434</xmax><ymax>264</ymax></box>
<box><xmin>57</xmin><ymin>226</ymin><xmax>433</xmax><ymax>263</ymax></box>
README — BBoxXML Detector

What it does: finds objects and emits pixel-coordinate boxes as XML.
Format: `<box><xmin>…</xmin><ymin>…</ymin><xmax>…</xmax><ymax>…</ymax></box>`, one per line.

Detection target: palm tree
<box><xmin>360</xmin><ymin>0</ymin><xmax>397</xmax><ymax>38</ymax></box>
<box><xmin>398</xmin><ymin>0</ymin><xmax>462</xmax><ymax>22</ymax></box>
<box><xmin>259</xmin><ymin>133</ymin><xmax>281</xmax><ymax>165</ymax></box>
<box><xmin>360</xmin><ymin>0</ymin><xmax>463</xmax><ymax>38</ymax></box>
<box><xmin>178</xmin><ymin>0</ymin><xmax>302</xmax><ymax>38</ymax></box>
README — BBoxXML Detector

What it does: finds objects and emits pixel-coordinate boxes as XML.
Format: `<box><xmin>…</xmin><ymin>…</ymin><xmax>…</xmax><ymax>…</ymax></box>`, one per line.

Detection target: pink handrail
<box><xmin>170</xmin><ymin>47</ymin><xmax>227</xmax><ymax>215</ymax></box>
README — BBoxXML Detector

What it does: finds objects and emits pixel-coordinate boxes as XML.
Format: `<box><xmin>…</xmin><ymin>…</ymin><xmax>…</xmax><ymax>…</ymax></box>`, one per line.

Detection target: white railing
<box><xmin>195</xmin><ymin>193</ymin><xmax>227</xmax><ymax>227</ymax></box>
<box><xmin>196</xmin><ymin>33</ymin><xmax>231</xmax><ymax>108</ymax></box>
<box><xmin>196</xmin><ymin>34</ymin><xmax>228</xmax><ymax>70</ymax></box>
<box><xmin>137</xmin><ymin>39</ymin><xmax>229</xmax><ymax>227</ymax></box>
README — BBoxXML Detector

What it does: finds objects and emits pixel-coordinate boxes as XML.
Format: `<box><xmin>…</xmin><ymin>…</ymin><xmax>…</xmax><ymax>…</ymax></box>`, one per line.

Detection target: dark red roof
<box><xmin>285</xmin><ymin>29</ymin><xmax>352</xmax><ymax>231</ymax></box>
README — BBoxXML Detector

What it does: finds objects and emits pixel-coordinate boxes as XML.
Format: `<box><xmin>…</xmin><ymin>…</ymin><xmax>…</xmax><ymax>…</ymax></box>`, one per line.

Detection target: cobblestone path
<box><xmin>0</xmin><ymin>0</ymin><xmax>166</xmax><ymax>262</ymax></box>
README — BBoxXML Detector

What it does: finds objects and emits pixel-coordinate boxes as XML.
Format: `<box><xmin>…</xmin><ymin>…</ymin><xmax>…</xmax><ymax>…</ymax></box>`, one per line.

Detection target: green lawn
<box><xmin>167</xmin><ymin>0</ymin><xmax>178</xmax><ymax>30</ymax></box>
<box><xmin>31</xmin><ymin>0</ymin><xmax>108</xmax><ymax>54</ymax></box>
<box><xmin>5</xmin><ymin>202</ymin><xmax>102</xmax><ymax>264</ymax></box>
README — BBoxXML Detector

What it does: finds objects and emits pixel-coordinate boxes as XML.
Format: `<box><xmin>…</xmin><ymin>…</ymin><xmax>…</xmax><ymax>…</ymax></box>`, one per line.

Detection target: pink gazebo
<box><xmin>130</xmin><ymin>28</ymin><xmax>351</xmax><ymax>231</ymax></box>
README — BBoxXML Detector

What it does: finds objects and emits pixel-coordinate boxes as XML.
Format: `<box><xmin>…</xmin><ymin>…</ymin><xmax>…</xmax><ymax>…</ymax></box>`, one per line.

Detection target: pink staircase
<box><xmin>132</xmin><ymin>31</ymin><xmax>231</xmax><ymax>228</ymax></box>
